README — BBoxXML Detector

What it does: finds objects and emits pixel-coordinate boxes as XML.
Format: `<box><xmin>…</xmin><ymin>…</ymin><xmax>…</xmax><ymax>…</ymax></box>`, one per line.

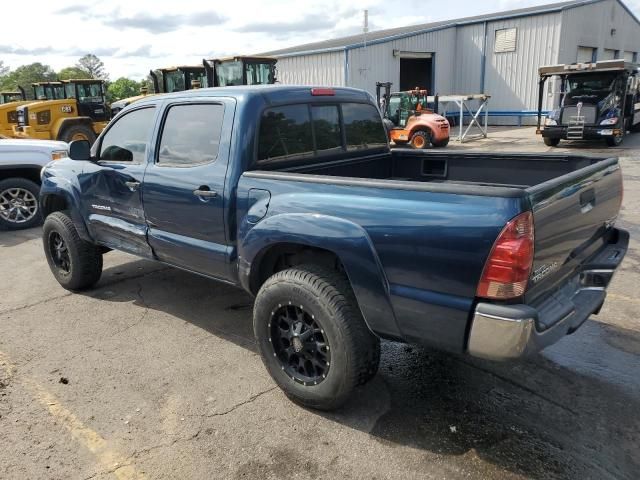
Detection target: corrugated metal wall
<box><xmin>274</xmin><ymin>1</ymin><xmax>640</xmax><ymax>125</ymax></box>
<box><xmin>454</xmin><ymin>23</ymin><xmax>485</xmax><ymax>94</ymax></box>
<box><xmin>345</xmin><ymin>27</ymin><xmax>457</xmax><ymax>98</ymax></box>
<box><xmin>483</xmin><ymin>12</ymin><xmax>562</xmax><ymax>116</ymax></box>
<box><xmin>559</xmin><ymin>0</ymin><xmax>640</xmax><ymax>64</ymax></box>
<box><xmin>275</xmin><ymin>51</ymin><xmax>345</xmax><ymax>86</ymax></box>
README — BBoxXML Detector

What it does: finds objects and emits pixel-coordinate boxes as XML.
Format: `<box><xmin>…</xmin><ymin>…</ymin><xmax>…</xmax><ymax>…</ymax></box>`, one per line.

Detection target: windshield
<box><xmin>65</xmin><ymin>84</ymin><xmax>76</xmax><ymax>99</ymax></box>
<box><xmin>164</xmin><ymin>70</ymin><xmax>186</xmax><ymax>93</ymax></box>
<box><xmin>386</xmin><ymin>93</ymin><xmax>412</xmax><ymax>127</ymax></box>
<box><xmin>76</xmin><ymin>83</ymin><xmax>103</xmax><ymax>103</ymax></box>
<box><xmin>245</xmin><ymin>62</ymin><xmax>274</xmax><ymax>85</ymax></box>
<box><xmin>216</xmin><ymin>60</ymin><xmax>243</xmax><ymax>86</ymax></box>
<box><xmin>566</xmin><ymin>73</ymin><xmax>617</xmax><ymax>95</ymax></box>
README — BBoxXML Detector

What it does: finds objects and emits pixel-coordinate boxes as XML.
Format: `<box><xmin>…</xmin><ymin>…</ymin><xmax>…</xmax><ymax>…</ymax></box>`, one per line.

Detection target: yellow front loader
<box><xmin>12</xmin><ymin>79</ymin><xmax>109</xmax><ymax>143</ymax></box>
<box><xmin>0</xmin><ymin>83</ymin><xmax>65</xmax><ymax>137</ymax></box>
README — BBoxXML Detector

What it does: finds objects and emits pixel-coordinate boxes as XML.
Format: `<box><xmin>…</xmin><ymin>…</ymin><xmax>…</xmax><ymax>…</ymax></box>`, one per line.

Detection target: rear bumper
<box><xmin>467</xmin><ymin>228</ymin><xmax>628</xmax><ymax>360</ymax></box>
<box><xmin>542</xmin><ymin>125</ymin><xmax>622</xmax><ymax>140</ymax></box>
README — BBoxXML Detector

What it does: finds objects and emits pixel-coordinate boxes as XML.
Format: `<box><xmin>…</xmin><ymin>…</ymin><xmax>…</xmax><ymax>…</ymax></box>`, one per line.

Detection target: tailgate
<box><xmin>525</xmin><ymin>157</ymin><xmax>623</xmax><ymax>303</ymax></box>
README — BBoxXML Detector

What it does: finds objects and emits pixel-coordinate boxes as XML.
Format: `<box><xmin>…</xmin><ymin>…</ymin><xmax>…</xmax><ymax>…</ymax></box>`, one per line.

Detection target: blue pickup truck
<box><xmin>39</xmin><ymin>85</ymin><xmax>628</xmax><ymax>410</ymax></box>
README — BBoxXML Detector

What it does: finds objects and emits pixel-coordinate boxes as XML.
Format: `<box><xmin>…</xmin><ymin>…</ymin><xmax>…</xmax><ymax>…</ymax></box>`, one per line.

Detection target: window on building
<box><xmin>494</xmin><ymin>28</ymin><xmax>517</xmax><ymax>53</ymax></box>
<box><xmin>157</xmin><ymin>104</ymin><xmax>224</xmax><ymax>166</ymax></box>
<box><xmin>602</xmin><ymin>48</ymin><xmax>617</xmax><ymax>61</ymax></box>
<box><xmin>577</xmin><ymin>46</ymin><xmax>597</xmax><ymax>63</ymax></box>
<box><xmin>623</xmin><ymin>51</ymin><xmax>636</xmax><ymax>63</ymax></box>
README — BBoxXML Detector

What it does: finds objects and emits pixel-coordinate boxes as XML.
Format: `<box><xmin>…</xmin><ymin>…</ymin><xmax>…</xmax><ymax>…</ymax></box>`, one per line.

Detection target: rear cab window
<box><xmin>256</xmin><ymin>102</ymin><xmax>387</xmax><ymax>167</ymax></box>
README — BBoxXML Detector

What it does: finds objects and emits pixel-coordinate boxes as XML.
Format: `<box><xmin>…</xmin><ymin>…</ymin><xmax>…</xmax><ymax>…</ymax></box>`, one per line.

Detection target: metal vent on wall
<box><xmin>495</xmin><ymin>28</ymin><xmax>517</xmax><ymax>53</ymax></box>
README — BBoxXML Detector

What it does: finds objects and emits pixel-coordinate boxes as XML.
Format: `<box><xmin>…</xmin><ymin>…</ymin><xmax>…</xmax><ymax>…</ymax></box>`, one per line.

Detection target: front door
<box><xmin>80</xmin><ymin>106</ymin><xmax>157</xmax><ymax>256</ymax></box>
<box><xmin>141</xmin><ymin>98</ymin><xmax>235</xmax><ymax>280</ymax></box>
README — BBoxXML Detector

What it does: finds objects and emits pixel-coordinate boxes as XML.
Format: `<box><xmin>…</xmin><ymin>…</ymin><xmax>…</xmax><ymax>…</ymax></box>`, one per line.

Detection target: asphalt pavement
<box><xmin>1</xmin><ymin>129</ymin><xmax>638</xmax><ymax>479</ymax></box>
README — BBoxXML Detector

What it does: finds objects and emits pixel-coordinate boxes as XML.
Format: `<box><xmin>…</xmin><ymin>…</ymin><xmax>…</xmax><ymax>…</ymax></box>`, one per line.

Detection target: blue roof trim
<box><xmin>274</xmin><ymin>0</ymin><xmax>639</xmax><ymax>58</ymax></box>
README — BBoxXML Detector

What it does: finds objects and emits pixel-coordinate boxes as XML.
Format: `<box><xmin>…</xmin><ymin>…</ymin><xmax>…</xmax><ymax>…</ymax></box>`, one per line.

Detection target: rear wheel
<box><xmin>254</xmin><ymin>264</ymin><xmax>380</xmax><ymax>410</ymax></box>
<box><xmin>410</xmin><ymin>130</ymin><xmax>431</xmax><ymax>149</ymax></box>
<box><xmin>43</xmin><ymin>211</ymin><xmax>103</xmax><ymax>290</ymax></box>
<box><xmin>432</xmin><ymin>137</ymin><xmax>449</xmax><ymax>148</ymax></box>
<box><xmin>605</xmin><ymin>133</ymin><xmax>623</xmax><ymax>147</ymax></box>
<box><xmin>0</xmin><ymin>178</ymin><xmax>41</xmax><ymax>230</ymax></box>
<box><xmin>59</xmin><ymin>124</ymin><xmax>96</xmax><ymax>144</ymax></box>
<box><xmin>543</xmin><ymin>137</ymin><xmax>561</xmax><ymax>147</ymax></box>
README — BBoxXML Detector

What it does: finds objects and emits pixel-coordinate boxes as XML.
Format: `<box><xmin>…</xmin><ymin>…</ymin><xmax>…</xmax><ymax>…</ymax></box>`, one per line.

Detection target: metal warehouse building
<box><xmin>265</xmin><ymin>0</ymin><xmax>640</xmax><ymax>124</ymax></box>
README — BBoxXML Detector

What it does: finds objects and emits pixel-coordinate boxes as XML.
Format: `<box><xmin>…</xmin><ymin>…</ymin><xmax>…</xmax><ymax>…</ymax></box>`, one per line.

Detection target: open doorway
<box><xmin>400</xmin><ymin>56</ymin><xmax>433</xmax><ymax>92</ymax></box>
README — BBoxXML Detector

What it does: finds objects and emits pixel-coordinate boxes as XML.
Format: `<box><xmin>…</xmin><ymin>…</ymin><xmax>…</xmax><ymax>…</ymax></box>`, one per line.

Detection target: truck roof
<box><xmin>539</xmin><ymin>59</ymin><xmax>639</xmax><ymax>76</ymax></box>
<box><xmin>131</xmin><ymin>84</ymin><xmax>372</xmax><ymax>106</ymax></box>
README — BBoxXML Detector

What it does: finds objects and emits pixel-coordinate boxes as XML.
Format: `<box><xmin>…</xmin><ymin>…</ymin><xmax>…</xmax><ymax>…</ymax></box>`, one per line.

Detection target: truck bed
<box><xmin>257</xmin><ymin>149</ymin><xmax>603</xmax><ymax>191</ymax></box>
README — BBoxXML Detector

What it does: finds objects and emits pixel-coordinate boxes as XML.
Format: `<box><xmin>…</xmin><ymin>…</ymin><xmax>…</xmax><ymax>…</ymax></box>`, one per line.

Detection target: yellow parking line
<box><xmin>0</xmin><ymin>351</ymin><xmax>145</xmax><ymax>480</ymax></box>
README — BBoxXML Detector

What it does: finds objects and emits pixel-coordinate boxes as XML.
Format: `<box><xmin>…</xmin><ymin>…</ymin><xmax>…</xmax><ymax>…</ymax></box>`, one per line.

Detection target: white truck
<box><xmin>0</xmin><ymin>139</ymin><xmax>68</xmax><ymax>230</ymax></box>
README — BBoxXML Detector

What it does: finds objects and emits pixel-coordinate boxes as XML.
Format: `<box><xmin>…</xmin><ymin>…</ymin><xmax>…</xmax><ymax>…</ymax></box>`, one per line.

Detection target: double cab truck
<box><xmin>537</xmin><ymin>59</ymin><xmax>640</xmax><ymax>147</ymax></box>
<box><xmin>39</xmin><ymin>85</ymin><xmax>627</xmax><ymax>410</ymax></box>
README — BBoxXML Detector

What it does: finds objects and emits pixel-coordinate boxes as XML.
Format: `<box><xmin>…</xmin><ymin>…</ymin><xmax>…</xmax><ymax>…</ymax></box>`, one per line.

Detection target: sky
<box><xmin>1</xmin><ymin>0</ymin><xmax>639</xmax><ymax>80</ymax></box>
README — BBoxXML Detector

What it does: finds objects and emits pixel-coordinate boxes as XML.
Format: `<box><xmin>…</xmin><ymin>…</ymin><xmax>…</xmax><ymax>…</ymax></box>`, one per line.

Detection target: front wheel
<box><xmin>253</xmin><ymin>265</ymin><xmax>380</xmax><ymax>410</ymax></box>
<box><xmin>59</xmin><ymin>124</ymin><xmax>96</xmax><ymax>144</ymax></box>
<box><xmin>543</xmin><ymin>137</ymin><xmax>561</xmax><ymax>147</ymax></box>
<box><xmin>43</xmin><ymin>211</ymin><xmax>103</xmax><ymax>290</ymax></box>
<box><xmin>605</xmin><ymin>134</ymin><xmax>623</xmax><ymax>147</ymax></box>
<box><xmin>410</xmin><ymin>130</ymin><xmax>431</xmax><ymax>149</ymax></box>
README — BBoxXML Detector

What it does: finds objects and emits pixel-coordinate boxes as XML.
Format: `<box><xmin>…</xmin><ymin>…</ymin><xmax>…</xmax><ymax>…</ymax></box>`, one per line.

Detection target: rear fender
<box><xmin>239</xmin><ymin>213</ymin><xmax>403</xmax><ymax>339</ymax></box>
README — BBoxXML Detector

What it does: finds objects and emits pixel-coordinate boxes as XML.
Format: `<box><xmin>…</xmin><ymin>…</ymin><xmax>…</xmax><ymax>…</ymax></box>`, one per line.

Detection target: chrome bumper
<box><xmin>468</xmin><ymin>229</ymin><xmax>628</xmax><ymax>361</ymax></box>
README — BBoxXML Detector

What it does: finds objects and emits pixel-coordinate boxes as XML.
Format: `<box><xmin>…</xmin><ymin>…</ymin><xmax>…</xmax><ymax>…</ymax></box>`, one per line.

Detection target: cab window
<box><xmin>157</xmin><ymin>104</ymin><xmax>224</xmax><ymax>167</ymax></box>
<box><xmin>99</xmin><ymin>107</ymin><xmax>156</xmax><ymax>163</ymax></box>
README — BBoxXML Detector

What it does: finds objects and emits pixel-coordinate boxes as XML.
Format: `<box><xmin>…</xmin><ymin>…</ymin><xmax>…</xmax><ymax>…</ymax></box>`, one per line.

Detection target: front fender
<box><xmin>40</xmin><ymin>169</ymin><xmax>92</xmax><ymax>242</ymax></box>
<box><xmin>238</xmin><ymin>213</ymin><xmax>403</xmax><ymax>340</ymax></box>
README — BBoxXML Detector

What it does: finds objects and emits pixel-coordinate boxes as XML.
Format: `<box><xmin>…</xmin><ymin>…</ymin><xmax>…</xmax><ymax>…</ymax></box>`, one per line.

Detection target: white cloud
<box><xmin>2</xmin><ymin>0</ymin><xmax>639</xmax><ymax>79</ymax></box>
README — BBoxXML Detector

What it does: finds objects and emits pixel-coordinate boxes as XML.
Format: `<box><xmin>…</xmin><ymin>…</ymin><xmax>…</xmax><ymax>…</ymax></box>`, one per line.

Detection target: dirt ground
<box><xmin>1</xmin><ymin>128</ymin><xmax>639</xmax><ymax>479</ymax></box>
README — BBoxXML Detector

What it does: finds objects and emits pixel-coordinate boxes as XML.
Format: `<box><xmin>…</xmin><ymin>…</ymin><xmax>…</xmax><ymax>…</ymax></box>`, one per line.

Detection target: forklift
<box><xmin>203</xmin><ymin>56</ymin><xmax>277</xmax><ymax>87</ymax></box>
<box><xmin>537</xmin><ymin>59</ymin><xmax>640</xmax><ymax>147</ymax></box>
<box><xmin>13</xmin><ymin>79</ymin><xmax>109</xmax><ymax>143</ymax></box>
<box><xmin>376</xmin><ymin>82</ymin><xmax>450</xmax><ymax>148</ymax></box>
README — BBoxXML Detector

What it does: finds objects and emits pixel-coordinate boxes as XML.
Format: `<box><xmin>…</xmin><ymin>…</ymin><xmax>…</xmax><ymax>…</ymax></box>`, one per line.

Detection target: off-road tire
<box><xmin>59</xmin><ymin>124</ymin><xmax>96</xmax><ymax>144</ymax></box>
<box><xmin>0</xmin><ymin>178</ymin><xmax>42</xmax><ymax>230</ymax></box>
<box><xmin>432</xmin><ymin>137</ymin><xmax>450</xmax><ymax>148</ymax></box>
<box><xmin>42</xmin><ymin>211</ymin><xmax>102</xmax><ymax>290</ymax></box>
<box><xmin>410</xmin><ymin>130</ymin><xmax>431</xmax><ymax>149</ymax></box>
<box><xmin>254</xmin><ymin>264</ymin><xmax>380</xmax><ymax>410</ymax></box>
<box><xmin>543</xmin><ymin>137</ymin><xmax>561</xmax><ymax>147</ymax></box>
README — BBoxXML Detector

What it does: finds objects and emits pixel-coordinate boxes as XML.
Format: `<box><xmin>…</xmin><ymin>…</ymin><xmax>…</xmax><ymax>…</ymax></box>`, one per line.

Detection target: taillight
<box><xmin>477</xmin><ymin>211</ymin><xmax>534</xmax><ymax>300</ymax></box>
<box><xmin>311</xmin><ymin>88</ymin><xmax>335</xmax><ymax>96</ymax></box>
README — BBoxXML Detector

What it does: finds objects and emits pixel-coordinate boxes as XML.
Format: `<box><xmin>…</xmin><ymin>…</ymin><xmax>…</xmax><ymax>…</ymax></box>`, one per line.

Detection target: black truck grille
<box><xmin>561</xmin><ymin>105</ymin><xmax>596</xmax><ymax>125</ymax></box>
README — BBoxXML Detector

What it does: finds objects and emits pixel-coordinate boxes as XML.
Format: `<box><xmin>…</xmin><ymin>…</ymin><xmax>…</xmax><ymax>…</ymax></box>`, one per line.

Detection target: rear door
<box><xmin>525</xmin><ymin>158</ymin><xmax>623</xmax><ymax>301</ymax></box>
<box><xmin>141</xmin><ymin>97</ymin><xmax>235</xmax><ymax>280</ymax></box>
<box><xmin>80</xmin><ymin>105</ymin><xmax>157</xmax><ymax>256</ymax></box>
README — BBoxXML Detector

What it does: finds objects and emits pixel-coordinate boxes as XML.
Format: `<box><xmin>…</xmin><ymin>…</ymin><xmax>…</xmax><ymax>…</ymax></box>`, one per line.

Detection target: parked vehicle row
<box><xmin>38</xmin><ymin>85</ymin><xmax>627</xmax><ymax>410</ymax></box>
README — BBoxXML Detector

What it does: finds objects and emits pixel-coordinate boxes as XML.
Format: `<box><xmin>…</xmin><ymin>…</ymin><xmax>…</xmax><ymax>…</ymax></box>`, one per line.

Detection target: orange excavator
<box><xmin>377</xmin><ymin>82</ymin><xmax>450</xmax><ymax>148</ymax></box>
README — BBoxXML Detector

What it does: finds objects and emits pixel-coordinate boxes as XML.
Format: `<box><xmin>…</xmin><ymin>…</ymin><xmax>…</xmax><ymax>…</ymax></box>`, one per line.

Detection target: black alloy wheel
<box><xmin>269</xmin><ymin>303</ymin><xmax>331</xmax><ymax>386</ymax></box>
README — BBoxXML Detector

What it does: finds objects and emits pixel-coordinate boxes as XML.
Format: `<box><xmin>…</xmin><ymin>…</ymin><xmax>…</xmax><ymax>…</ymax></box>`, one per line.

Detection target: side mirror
<box><xmin>69</xmin><ymin>140</ymin><xmax>91</xmax><ymax>160</ymax></box>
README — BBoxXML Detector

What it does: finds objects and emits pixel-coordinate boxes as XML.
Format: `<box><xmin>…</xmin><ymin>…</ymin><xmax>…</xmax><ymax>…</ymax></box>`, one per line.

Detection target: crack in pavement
<box><xmin>204</xmin><ymin>386</ymin><xmax>278</xmax><ymax>418</ymax></box>
<box><xmin>109</xmin><ymin>283</ymin><xmax>150</xmax><ymax>338</ymax></box>
<box><xmin>0</xmin><ymin>266</ymin><xmax>169</xmax><ymax>316</ymax></box>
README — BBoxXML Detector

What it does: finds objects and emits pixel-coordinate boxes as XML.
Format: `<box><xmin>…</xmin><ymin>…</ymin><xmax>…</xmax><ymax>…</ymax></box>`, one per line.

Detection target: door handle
<box><xmin>124</xmin><ymin>181</ymin><xmax>140</xmax><ymax>192</ymax></box>
<box><xmin>193</xmin><ymin>188</ymin><xmax>217</xmax><ymax>198</ymax></box>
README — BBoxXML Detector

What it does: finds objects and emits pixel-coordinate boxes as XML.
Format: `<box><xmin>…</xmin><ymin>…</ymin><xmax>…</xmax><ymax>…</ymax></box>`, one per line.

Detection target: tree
<box><xmin>0</xmin><ymin>61</ymin><xmax>8</xmax><ymax>78</ymax></box>
<box><xmin>107</xmin><ymin>77</ymin><xmax>142</xmax><ymax>103</ymax></box>
<box><xmin>0</xmin><ymin>63</ymin><xmax>57</xmax><ymax>99</ymax></box>
<box><xmin>76</xmin><ymin>54</ymin><xmax>108</xmax><ymax>80</ymax></box>
<box><xmin>58</xmin><ymin>66</ymin><xmax>91</xmax><ymax>81</ymax></box>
